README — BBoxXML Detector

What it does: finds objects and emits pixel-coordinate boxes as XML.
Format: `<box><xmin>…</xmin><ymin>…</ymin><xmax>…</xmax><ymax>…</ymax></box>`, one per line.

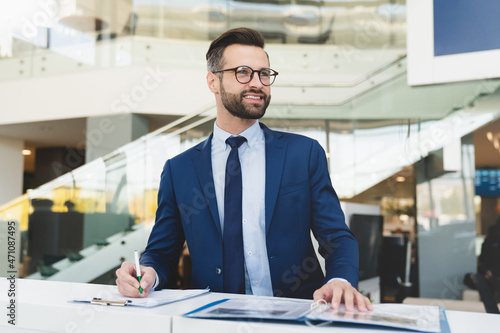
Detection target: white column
<box><xmin>0</xmin><ymin>136</ymin><xmax>23</xmax><ymax>205</ymax></box>
<box><xmin>85</xmin><ymin>114</ymin><xmax>149</xmax><ymax>163</ymax></box>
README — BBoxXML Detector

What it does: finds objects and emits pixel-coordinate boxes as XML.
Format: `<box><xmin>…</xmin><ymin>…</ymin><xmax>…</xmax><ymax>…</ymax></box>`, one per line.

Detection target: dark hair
<box><xmin>206</xmin><ymin>27</ymin><xmax>266</xmax><ymax>72</ymax></box>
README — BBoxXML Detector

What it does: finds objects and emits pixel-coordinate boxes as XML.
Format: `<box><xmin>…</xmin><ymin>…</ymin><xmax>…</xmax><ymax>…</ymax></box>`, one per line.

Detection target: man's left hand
<box><xmin>313</xmin><ymin>279</ymin><xmax>373</xmax><ymax>312</ymax></box>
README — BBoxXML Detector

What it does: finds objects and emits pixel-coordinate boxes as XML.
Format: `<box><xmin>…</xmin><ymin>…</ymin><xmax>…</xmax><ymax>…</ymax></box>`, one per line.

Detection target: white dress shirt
<box><xmin>212</xmin><ymin>120</ymin><xmax>273</xmax><ymax>296</ymax></box>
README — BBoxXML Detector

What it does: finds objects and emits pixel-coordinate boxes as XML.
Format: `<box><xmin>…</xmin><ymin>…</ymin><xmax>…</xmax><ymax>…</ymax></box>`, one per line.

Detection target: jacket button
<box><xmin>215</xmin><ymin>267</ymin><xmax>222</xmax><ymax>275</ymax></box>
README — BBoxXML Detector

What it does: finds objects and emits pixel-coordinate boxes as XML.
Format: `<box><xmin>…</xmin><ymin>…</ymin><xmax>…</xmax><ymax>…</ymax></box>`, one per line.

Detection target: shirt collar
<box><xmin>213</xmin><ymin>120</ymin><xmax>262</xmax><ymax>150</ymax></box>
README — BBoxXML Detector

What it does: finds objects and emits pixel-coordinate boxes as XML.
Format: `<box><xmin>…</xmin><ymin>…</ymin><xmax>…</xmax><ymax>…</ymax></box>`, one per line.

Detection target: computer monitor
<box><xmin>475</xmin><ymin>169</ymin><xmax>500</xmax><ymax>196</ymax></box>
<box><xmin>349</xmin><ymin>214</ymin><xmax>384</xmax><ymax>281</ymax></box>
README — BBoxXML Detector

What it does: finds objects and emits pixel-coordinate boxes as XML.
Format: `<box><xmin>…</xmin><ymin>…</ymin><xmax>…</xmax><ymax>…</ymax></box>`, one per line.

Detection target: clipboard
<box><xmin>73</xmin><ymin>288</ymin><xmax>210</xmax><ymax>308</ymax></box>
<box><xmin>90</xmin><ymin>298</ymin><xmax>131</xmax><ymax>306</ymax></box>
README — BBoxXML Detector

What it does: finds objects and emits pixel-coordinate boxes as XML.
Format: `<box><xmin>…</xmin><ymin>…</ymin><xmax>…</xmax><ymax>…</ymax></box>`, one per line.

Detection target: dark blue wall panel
<box><xmin>434</xmin><ymin>0</ymin><xmax>500</xmax><ymax>56</ymax></box>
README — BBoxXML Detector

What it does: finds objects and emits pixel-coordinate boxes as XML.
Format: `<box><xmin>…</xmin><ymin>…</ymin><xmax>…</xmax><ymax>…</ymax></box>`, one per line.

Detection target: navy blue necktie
<box><xmin>223</xmin><ymin>136</ymin><xmax>247</xmax><ymax>294</ymax></box>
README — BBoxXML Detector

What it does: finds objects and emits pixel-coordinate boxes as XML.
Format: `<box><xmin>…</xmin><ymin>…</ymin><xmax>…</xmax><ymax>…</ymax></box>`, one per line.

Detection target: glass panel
<box><xmin>71</xmin><ymin>159</ymin><xmax>107</xmax><ymax>215</ymax></box>
<box><xmin>328</xmin><ymin>120</ymin><xmax>356</xmax><ymax>197</ymax></box>
<box><xmin>1</xmin><ymin>1</ymin><xmax>408</xmax><ymax>79</ymax></box>
<box><xmin>133</xmin><ymin>0</ymin><xmax>215</xmax><ymax>40</ymax></box>
<box><xmin>0</xmin><ymin>106</ymin><xmax>213</xmax><ymax>280</ymax></box>
<box><xmin>416</xmin><ymin>135</ymin><xmax>476</xmax><ymax>299</ymax></box>
<box><xmin>324</xmin><ymin>0</ymin><xmax>407</xmax><ymax>48</ymax></box>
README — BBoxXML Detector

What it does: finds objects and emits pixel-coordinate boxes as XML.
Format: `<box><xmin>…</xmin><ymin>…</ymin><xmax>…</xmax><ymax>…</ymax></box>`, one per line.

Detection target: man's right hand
<box><xmin>115</xmin><ymin>261</ymin><xmax>157</xmax><ymax>297</ymax></box>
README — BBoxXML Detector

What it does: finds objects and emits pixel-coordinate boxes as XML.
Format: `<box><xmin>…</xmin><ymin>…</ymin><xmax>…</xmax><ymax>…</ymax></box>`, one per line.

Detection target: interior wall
<box><xmin>34</xmin><ymin>147</ymin><xmax>85</xmax><ymax>188</ymax></box>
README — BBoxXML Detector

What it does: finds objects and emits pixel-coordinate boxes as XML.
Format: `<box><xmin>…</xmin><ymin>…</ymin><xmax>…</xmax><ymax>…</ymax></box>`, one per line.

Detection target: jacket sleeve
<box><xmin>140</xmin><ymin>159</ymin><xmax>185</xmax><ymax>289</ymax></box>
<box><xmin>309</xmin><ymin>140</ymin><xmax>360</xmax><ymax>287</ymax></box>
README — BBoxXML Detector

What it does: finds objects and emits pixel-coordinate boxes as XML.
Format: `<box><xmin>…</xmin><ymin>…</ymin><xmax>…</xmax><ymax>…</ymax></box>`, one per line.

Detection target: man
<box><xmin>463</xmin><ymin>206</ymin><xmax>500</xmax><ymax>313</ymax></box>
<box><xmin>116</xmin><ymin>27</ymin><xmax>372</xmax><ymax>312</ymax></box>
<box><xmin>477</xmin><ymin>205</ymin><xmax>500</xmax><ymax>302</ymax></box>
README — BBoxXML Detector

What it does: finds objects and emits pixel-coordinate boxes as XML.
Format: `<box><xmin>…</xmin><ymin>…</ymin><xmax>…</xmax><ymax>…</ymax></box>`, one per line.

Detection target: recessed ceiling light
<box><xmin>22</xmin><ymin>149</ymin><xmax>32</xmax><ymax>156</ymax></box>
<box><xmin>396</xmin><ymin>176</ymin><xmax>406</xmax><ymax>182</ymax></box>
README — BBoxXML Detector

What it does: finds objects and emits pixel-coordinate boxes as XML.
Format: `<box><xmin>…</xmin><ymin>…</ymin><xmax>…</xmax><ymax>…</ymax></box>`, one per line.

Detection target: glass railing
<box><xmin>130</xmin><ymin>0</ymin><xmax>406</xmax><ymax>46</ymax></box>
<box><xmin>2</xmin><ymin>88</ymin><xmax>500</xmax><ymax>280</ymax></box>
<box><xmin>264</xmin><ymin>104</ymin><xmax>500</xmax><ymax>199</ymax></box>
<box><xmin>0</xmin><ymin>104</ymin><xmax>216</xmax><ymax>279</ymax></box>
<box><xmin>0</xmin><ymin>0</ymin><xmax>407</xmax><ymax>82</ymax></box>
<box><xmin>0</xmin><ymin>1</ymin><xmax>406</xmax><ymax>55</ymax></box>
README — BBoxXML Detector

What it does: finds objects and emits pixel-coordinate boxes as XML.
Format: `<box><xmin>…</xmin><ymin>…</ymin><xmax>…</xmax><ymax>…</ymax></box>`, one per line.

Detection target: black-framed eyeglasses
<box><xmin>212</xmin><ymin>66</ymin><xmax>279</xmax><ymax>86</ymax></box>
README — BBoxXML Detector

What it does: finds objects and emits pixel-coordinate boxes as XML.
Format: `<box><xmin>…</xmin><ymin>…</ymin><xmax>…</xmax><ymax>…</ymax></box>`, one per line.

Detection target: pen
<box><xmin>134</xmin><ymin>250</ymin><xmax>143</xmax><ymax>294</ymax></box>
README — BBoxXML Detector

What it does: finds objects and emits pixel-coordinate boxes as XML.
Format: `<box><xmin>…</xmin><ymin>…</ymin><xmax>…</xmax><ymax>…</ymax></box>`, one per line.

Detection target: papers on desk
<box><xmin>73</xmin><ymin>288</ymin><xmax>209</xmax><ymax>307</ymax></box>
<box><xmin>185</xmin><ymin>297</ymin><xmax>450</xmax><ymax>333</ymax></box>
<box><xmin>307</xmin><ymin>302</ymin><xmax>446</xmax><ymax>333</ymax></box>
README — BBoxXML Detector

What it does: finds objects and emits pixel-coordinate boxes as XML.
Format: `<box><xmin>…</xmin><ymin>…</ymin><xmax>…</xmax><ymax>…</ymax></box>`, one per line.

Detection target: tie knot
<box><xmin>226</xmin><ymin>136</ymin><xmax>247</xmax><ymax>149</ymax></box>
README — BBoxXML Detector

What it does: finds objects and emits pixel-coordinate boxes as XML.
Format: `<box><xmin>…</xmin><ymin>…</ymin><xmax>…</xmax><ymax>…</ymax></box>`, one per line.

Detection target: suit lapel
<box><xmin>262</xmin><ymin>124</ymin><xmax>286</xmax><ymax>235</ymax></box>
<box><xmin>192</xmin><ymin>134</ymin><xmax>222</xmax><ymax>237</ymax></box>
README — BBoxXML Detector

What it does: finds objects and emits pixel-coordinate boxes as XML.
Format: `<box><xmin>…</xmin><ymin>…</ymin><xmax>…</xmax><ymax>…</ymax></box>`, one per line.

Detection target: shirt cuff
<box><xmin>327</xmin><ymin>277</ymin><xmax>348</xmax><ymax>284</ymax></box>
<box><xmin>150</xmin><ymin>272</ymin><xmax>160</xmax><ymax>291</ymax></box>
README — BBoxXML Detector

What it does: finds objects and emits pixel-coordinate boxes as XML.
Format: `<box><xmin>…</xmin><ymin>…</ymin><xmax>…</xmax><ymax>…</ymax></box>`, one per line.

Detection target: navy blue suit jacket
<box><xmin>141</xmin><ymin>123</ymin><xmax>359</xmax><ymax>299</ymax></box>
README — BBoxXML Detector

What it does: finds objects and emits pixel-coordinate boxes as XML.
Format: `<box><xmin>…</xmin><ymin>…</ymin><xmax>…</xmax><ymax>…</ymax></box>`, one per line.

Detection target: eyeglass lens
<box><xmin>235</xmin><ymin>67</ymin><xmax>275</xmax><ymax>85</ymax></box>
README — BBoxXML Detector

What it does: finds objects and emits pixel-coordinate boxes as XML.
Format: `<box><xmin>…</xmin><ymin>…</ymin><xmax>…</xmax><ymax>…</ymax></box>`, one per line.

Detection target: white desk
<box><xmin>1</xmin><ymin>278</ymin><xmax>500</xmax><ymax>333</ymax></box>
<box><xmin>0</xmin><ymin>278</ymin><xmax>175</xmax><ymax>333</ymax></box>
